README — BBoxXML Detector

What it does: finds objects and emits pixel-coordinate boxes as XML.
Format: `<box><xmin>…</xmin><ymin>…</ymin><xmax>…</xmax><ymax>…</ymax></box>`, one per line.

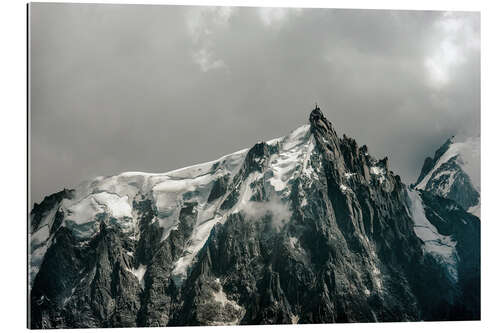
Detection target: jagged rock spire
<box><xmin>309</xmin><ymin>104</ymin><xmax>337</xmax><ymax>140</ymax></box>
<box><xmin>309</xmin><ymin>103</ymin><xmax>323</xmax><ymax>122</ymax></box>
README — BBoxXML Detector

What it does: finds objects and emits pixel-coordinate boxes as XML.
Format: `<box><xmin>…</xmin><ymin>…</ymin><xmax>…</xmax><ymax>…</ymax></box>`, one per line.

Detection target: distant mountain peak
<box><xmin>415</xmin><ymin>136</ymin><xmax>454</xmax><ymax>186</ymax></box>
<box><xmin>414</xmin><ymin>136</ymin><xmax>480</xmax><ymax>216</ymax></box>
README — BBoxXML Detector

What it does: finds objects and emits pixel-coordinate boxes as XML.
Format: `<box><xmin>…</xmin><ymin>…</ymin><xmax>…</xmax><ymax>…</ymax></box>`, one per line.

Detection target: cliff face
<box><xmin>29</xmin><ymin>108</ymin><xmax>480</xmax><ymax>328</ymax></box>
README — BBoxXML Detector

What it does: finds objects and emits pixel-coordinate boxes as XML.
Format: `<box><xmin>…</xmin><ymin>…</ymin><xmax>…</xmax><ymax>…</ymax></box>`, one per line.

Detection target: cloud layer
<box><xmin>30</xmin><ymin>4</ymin><xmax>480</xmax><ymax>206</ymax></box>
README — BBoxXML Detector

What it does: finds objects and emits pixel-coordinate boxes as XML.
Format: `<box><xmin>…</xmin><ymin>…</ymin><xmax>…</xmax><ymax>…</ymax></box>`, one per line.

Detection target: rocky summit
<box><xmin>414</xmin><ymin>136</ymin><xmax>480</xmax><ymax>217</ymax></box>
<box><xmin>29</xmin><ymin>107</ymin><xmax>480</xmax><ymax>328</ymax></box>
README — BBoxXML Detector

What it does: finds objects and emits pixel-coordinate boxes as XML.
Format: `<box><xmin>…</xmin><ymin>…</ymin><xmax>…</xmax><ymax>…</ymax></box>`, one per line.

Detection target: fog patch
<box><xmin>240</xmin><ymin>197</ymin><xmax>292</xmax><ymax>232</ymax></box>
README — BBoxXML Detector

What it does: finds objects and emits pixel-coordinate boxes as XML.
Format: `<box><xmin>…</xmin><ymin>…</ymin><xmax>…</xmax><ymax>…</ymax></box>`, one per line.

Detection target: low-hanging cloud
<box><xmin>240</xmin><ymin>198</ymin><xmax>292</xmax><ymax>232</ymax></box>
<box><xmin>30</xmin><ymin>4</ymin><xmax>479</xmax><ymax>207</ymax></box>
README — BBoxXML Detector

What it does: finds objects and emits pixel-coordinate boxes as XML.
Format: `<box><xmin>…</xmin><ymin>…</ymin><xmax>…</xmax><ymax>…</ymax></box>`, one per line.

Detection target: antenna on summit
<box><xmin>309</xmin><ymin>102</ymin><xmax>322</xmax><ymax>122</ymax></box>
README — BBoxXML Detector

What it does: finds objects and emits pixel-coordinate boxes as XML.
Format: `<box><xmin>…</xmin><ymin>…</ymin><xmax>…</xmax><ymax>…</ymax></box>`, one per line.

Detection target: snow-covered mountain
<box><xmin>29</xmin><ymin>107</ymin><xmax>480</xmax><ymax>328</ymax></box>
<box><xmin>414</xmin><ymin>136</ymin><xmax>480</xmax><ymax>217</ymax></box>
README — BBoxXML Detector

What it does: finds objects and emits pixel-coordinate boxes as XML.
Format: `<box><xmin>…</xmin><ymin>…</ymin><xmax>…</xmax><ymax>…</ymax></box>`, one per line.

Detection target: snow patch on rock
<box><xmin>416</xmin><ymin>136</ymin><xmax>480</xmax><ymax>192</ymax></box>
<box><xmin>370</xmin><ymin>166</ymin><xmax>386</xmax><ymax>184</ymax></box>
<box><xmin>209</xmin><ymin>278</ymin><xmax>245</xmax><ymax>326</ymax></box>
<box><xmin>468</xmin><ymin>203</ymin><xmax>480</xmax><ymax>218</ymax></box>
<box><xmin>29</xmin><ymin>206</ymin><xmax>59</xmax><ymax>289</ymax></box>
<box><xmin>128</xmin><ymin>264</ymin><xmax>147</xmax><ymax>289</ymax></box>
<box><xmin>408</xmin><ymin>189</ymin><xmax>458</xmax><ymax>282</ymax></box>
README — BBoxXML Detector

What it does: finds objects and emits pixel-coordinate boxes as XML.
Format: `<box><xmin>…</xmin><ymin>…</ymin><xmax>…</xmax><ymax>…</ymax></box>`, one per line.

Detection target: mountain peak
<box><xmin>309</xmin><ymin>104</ymin><xmax>323</xmax><ymax>122</ymax></box>
<box><xmin>415</xmin><ymin>136</ymin><xmax>456</xmax><ymax>186</ymax></box>
<box><xmin>29</xmin><ymin>105</ymin><xmax>480</xmax><ymax>327</ymax></box>
<box><xmin>308</xmin><ymin>104</ymin><xmax>337</xmax><ymax>138</ymax></box>
<box><xmin>414</xmin><ymin>136</ymin><xmax>480</xmax><ymax>216</ymax></box>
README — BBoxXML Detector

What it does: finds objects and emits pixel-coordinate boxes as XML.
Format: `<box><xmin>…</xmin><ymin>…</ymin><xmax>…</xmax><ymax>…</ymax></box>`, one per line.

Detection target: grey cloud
<box><xmin>29</xmin><ymin>4</ymin><xmax>480</xmax><ymax>207</ymax></box>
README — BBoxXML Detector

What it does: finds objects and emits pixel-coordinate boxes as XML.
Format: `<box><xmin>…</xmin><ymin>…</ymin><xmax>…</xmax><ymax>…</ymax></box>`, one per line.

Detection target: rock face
<box><xmin>414</xmin><ymin>136</ymin><xmax>480</xmax><ymax>217</ymax></box>
<box><xmin>29</xmin><ymin>107</ymin><xmax>480</xmax><ymax>328</ymax></box>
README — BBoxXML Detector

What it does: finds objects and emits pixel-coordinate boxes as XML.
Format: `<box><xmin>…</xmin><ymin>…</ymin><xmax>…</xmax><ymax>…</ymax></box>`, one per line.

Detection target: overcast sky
<box><xmin>29</xmin><ymin>3</ymin><xmax>480</xmax><ymax>206</ymax></box>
